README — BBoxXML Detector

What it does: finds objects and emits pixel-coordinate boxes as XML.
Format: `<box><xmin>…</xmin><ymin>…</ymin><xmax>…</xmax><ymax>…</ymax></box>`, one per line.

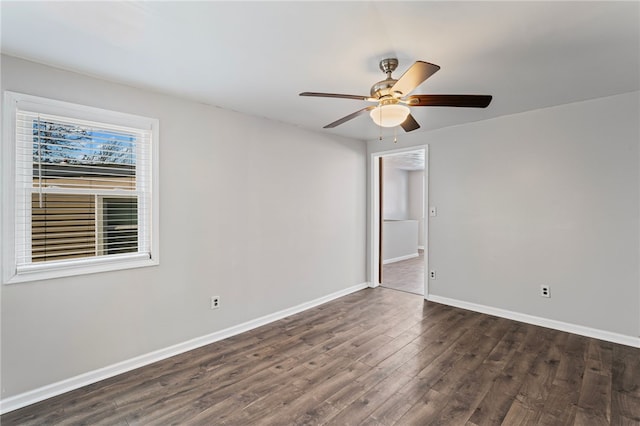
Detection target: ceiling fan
<box><xmin>300</xmin><ymin>58</ymin><xmax>492</xmax><ymax>132</ymax></box>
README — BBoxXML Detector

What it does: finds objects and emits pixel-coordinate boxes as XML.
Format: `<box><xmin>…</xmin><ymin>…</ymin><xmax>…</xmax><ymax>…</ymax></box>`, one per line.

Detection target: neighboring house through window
<box><xmin>2</xmin><ymin>92</ymin><xmax>159</xmax><ymax>283</ymax></box>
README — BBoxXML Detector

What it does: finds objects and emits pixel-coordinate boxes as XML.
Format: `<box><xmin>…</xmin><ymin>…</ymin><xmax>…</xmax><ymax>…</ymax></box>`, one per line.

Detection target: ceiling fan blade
<box><xmin>323</xmin><ymin>106</ymin><xmax>376</xmax><ymax>128</ymax></box>
<box><xmin>300</xmin><ymin>92</ymin><xmax>373</xmax><ymax>101</ymax></box>
<box><xmin>407</xmin><ymin>94</ymin><xmax>493</xmax><ymax>108</ymax></box>
<box><xmin>401</xmin><ymin>114</ymin><xmax>420</xmax><ymax>132</ymax></box>
<box><xmin>391</xmin><ymin>61</ymin><xmax>440</xmax><ymax>97</ymax></box>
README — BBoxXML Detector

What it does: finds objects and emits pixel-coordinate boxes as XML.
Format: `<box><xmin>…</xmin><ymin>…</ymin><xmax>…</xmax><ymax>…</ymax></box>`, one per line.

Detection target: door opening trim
<box><xmin>368</xmin><ymin>145</ymin><xmax>429</xmax><ymax>299</ymax></box>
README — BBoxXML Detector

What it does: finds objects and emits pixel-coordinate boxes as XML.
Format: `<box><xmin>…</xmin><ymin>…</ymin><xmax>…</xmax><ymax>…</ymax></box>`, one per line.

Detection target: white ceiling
<box><xmin>1</xmin><ymin>1</ymin><xmax>638</xmax><ymax>142</ymax></box>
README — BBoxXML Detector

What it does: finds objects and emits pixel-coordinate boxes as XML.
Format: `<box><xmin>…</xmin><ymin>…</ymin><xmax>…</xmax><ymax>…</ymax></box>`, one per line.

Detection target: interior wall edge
<box><xmin>0</xmin><ymin>281</ymin><xmax>369</xmax><ymax>415</ymax></box>
<box><xmin>428</xmin><ymin>294</ymin><xmax>640</xmax><ymax>349</ymax></box>
<box><xmin>367</xmin><ymin>91</ymin><xmax>639</xmax><ymax>337</ymax></box>
<box><xmin>1</xmin><ymin>54</ymin><xmax>368</xmax><ymax>400</ymax></box>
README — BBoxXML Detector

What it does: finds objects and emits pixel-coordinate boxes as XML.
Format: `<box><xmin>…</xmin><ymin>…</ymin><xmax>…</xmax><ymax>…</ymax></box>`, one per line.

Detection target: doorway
<box><xmin>369</xmin><ymin>146</ymin><xmax>428</xmax><ymax>298</ymax></box>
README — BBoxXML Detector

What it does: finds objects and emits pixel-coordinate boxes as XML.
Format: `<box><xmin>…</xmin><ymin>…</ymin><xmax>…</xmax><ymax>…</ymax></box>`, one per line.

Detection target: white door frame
<box><xmin>368</xmin><ymin>144</ymin><xmax>429</xmax><ymax>299</ymax></box>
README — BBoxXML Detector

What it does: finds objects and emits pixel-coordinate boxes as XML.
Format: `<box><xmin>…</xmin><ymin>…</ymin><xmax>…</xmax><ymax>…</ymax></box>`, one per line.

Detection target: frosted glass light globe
<box><xmin>370</xmin><ymin>104</ymin><xmax>410</xmax><ymax>127</ymax></box>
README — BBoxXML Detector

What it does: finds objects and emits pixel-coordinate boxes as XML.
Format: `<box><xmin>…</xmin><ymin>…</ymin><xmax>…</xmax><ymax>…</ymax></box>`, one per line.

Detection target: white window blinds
<box><xmin>12</xmin><ymin>106</ymin><xmax>155</xmax><ymax>275</ymax></box>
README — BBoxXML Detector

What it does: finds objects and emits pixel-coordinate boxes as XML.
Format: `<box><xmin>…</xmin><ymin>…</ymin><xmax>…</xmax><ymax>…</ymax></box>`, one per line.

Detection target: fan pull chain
<box><xmin>393</xmin><ymin>126</ymin><xmax>398</xmax><ymax>144</ymax></box>
<box><xmin>379</xmin><ymin>107</ymin><xmax>383</xmax><ymax>141</ymax></box>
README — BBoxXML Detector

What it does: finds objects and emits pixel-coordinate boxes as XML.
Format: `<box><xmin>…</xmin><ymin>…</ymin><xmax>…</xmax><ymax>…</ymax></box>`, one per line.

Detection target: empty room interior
<box><xmin>379</xmin><ymin>149</ymin><xmax>427</xmax><ymax>296</ymax></box>
<box><xmin>1</xmin><ymin>1</ymin><xmax>639</xmax><ymax>424</ymax></box>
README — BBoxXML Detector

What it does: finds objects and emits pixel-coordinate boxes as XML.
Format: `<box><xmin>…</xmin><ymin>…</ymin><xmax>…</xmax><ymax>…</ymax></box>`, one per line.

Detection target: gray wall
<box><xmin>0</xmin><ymin>55</ymin><xmax>367</xmax><ymax>398</ymax></box>
<box><xmin>382</xmin><ymin>220</ymin><xmax>418</xmax><ymax>262</ymax></box>
<box><xmin>369</xmin><ymin>91</ymin><xmax>640</xmax><ymax>338</ymax></box>
<box><xmin>408</xmin><ymin>170</ymin><xmax>425</xmax><ymax>248</ymax></box>
<box><xmin>382</xmin><ymin>164</ymin><xmax>408</xmax><ymax>220</ymax></box>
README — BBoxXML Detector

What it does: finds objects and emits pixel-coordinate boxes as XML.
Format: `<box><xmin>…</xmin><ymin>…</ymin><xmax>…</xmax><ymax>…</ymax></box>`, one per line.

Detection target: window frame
<box><xmin>97</xmin><ymin>195</ymin><xmax>139</xmax><ymax>257</ymax></box>
<box><xmin>2</xmin><ymin>91</ymin><xmax>159</xmax><ymax>284</ymax></box>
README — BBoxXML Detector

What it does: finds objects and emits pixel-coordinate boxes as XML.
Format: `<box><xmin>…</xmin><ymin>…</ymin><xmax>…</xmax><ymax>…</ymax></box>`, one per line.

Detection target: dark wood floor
<box><xmin>2</xmin><ymin>288</ymin><xmax>639</xmax><ymax>425</ymax></box>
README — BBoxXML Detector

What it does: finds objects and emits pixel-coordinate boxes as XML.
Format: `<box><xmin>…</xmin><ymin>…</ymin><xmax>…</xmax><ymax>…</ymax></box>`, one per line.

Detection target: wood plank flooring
<box><xmin>382</xmin><ymin>250</ymin><xmax>424</xmax><ymax>295</ymax></box>
<box><xmin>2</xmin><ymin>287</ymin><xmax>639</xmax><ymax>425</ymax></box>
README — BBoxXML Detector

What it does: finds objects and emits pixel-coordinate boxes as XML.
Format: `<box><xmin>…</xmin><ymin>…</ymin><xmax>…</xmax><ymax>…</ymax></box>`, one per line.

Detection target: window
<box><xmin>2</xmin><ymin>92</ymin><xmax>159</xmax><ymax>283</ymax></box>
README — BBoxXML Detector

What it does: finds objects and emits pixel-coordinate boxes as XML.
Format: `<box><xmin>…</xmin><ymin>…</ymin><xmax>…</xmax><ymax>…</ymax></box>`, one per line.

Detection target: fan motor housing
<box><xmin>371</xmin><ymin>78</ymin><xmax>398</xmax><ymax>99</ymax></box>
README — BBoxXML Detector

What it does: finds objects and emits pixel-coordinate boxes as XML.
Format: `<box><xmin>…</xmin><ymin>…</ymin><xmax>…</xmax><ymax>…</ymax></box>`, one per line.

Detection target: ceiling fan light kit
<box><xmin>300</xmin><ymin>58</ymin><xmax>493</xmax><ymax>134</ymax></box>
<box><xmin>370</xmin><ymin>104</ymin><xmax>410</xmax><ymax>127</ymax></box>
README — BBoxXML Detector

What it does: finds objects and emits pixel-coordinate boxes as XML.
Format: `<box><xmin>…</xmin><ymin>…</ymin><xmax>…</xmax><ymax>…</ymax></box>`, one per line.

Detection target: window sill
<box><xmin>5</xmin><ymin>254</ymin><xmax>158</xmax><ymax>284</ymax></box>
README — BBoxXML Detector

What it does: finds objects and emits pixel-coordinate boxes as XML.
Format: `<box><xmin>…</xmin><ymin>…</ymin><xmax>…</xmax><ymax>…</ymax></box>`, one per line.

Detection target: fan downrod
<box><xmin>371</xmin><ymin>58</ymin><xmax>400</xmax><ymax>99</ymax></box>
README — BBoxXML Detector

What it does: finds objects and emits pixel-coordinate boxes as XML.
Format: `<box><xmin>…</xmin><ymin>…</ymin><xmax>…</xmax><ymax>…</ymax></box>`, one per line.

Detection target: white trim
<box><xmin>2</xmin><ymin>92</ymin><xmax>18</xmax><ymax>283</ymax></box>
<box><xmin>369</xmin><ymin>145</ymin><xmax>429</xmax><ymax>298</ymax></box>
<box><xmin>9</xmin><ymin>255</ymin><xmax>156</xmax><ymax>284</ymax></box>
<box><xmin>423</xmin><ymin>148</ymin><xmax>429</xmax><ymax>300</ymax></box>
<box><xmin>382</xmin><ymin>253</ymin><xmax>419</xmax><ymax>265</ymax></box>
<box><xmin>417</xmin><ymin>245</ymin><xmax>425</xmax><ymax>250</ymax></box>
<box><xmin>0</xmin><ymin>281</ymin><xmax>369</xmax><ymax>414</ymax></box>
<box><xmin>368</xmin><ymin>153</ymin><xmax>380</xmax><ymax>289</ymax></box>
<box><xmin>428</xmin><ymin>294</ymin><xmax>640</xmax><ymax>348</ymax></box>
<box><xmin>2</xmin><ymin>91</ymin><xmax>160</xmax><ymax>284</ymax></box>
<box><xmin>5</xmin><ymin>92</ymin><xmax>155</xmax><ymax>130</ymax></box>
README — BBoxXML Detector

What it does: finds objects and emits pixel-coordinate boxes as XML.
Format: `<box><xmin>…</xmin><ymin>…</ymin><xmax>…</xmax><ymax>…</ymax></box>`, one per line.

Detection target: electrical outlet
<box><xmin>429</xmin><ymin>270</ymin><xmax>436</xmax><ymax>279</ymax></box>
<box><xmin>210</xmin><ymin>296</ymin><xmax>220</xmax><ymax>309</ymax></box>
<box><xmin>540</xmin><ymin>285</ymin><xmax>550</xmax><ymax>298</ymax></box>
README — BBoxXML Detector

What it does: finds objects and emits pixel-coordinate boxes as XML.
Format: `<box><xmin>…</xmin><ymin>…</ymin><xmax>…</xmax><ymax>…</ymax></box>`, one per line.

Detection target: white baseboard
<box><xmin>0</xmin><ymin>282</ymin><xmax>370</xmax><ymax>415</ymax></box>
<box><xmin>383</xmin><ymin>253</ymin><xmax>419</xmax><ymax>265</ymax></box>
<box><xmin>427</xmin><ymin>294</ymin><xmax>640</xmax><ymax>348</ymax></box>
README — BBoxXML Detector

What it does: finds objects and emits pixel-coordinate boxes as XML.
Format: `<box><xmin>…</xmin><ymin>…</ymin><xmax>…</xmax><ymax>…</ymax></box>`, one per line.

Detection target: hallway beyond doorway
<box><xmin>381</xmin><ymin>249</ymin><xmax>424</xmax><ymax>295</ymax></box>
